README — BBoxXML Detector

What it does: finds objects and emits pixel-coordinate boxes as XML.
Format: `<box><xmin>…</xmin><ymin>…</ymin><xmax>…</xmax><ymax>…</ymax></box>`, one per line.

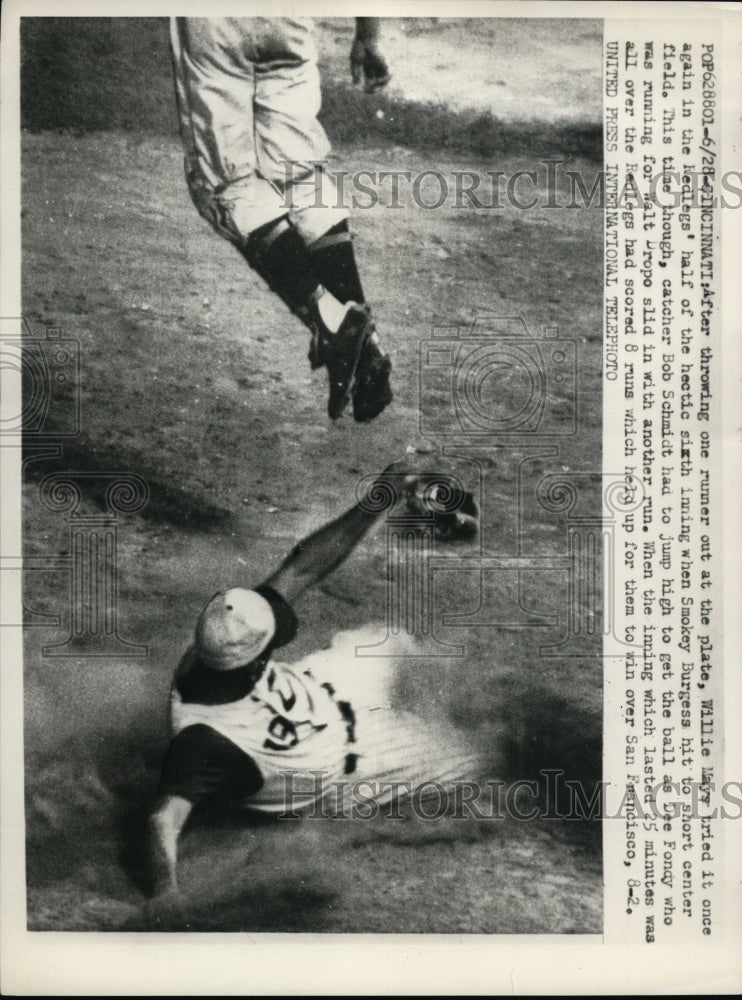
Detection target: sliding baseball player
<box><xmin>149</xmin><ymin>462</ymin><xmax>480</xmax><ymax>903</ymax></box>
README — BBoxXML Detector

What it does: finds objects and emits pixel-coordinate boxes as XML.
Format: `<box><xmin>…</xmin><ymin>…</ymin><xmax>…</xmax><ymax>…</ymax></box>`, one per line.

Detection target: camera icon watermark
<box><xmin>419</xmin><ymin>317</ymin><xmax>577</xmax><ymax>438</ymax></box>
<box><xmin>388</xmin><ymin>313</ymin><xmax>638</xmax><ymax>658</ymax></box>
<box><xmin>1</xmin><ymin>318</ymin><xmax>149</xmax><ymax>657</ymax></box>
<box><xmin>35</xmin><ymin>471</ymin><xmax>150</xmax><ymax>657</ymax></box>
<box><xmin>0</xmin><ymin>318</ymin><xmax>81</xmax><ymax>438</ymax></box>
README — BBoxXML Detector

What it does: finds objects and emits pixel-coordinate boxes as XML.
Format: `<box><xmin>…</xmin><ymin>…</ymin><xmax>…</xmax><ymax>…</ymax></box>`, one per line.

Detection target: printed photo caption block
<box><xmin>603</xmin><ymin>20</ymin><xmax>725</xmax><ymax>945</ymax></box>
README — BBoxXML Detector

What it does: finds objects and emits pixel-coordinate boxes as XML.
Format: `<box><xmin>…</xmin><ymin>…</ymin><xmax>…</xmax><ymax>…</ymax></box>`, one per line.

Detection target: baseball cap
<box><xmin>194</xmin><ymin>588</ymin><xmax>276</xmax><ymax>671</ymax></box>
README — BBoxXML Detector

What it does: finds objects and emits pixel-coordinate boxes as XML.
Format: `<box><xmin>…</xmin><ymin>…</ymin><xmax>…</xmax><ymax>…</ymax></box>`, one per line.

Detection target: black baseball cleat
<box><xmin>323</xmin><ymin>303</ymin><xmax>373</xmax><ymax>420</ymax></box>
<box><xmin>307</xmin><ymin>325</ymin><xmax>328</xmax><ymax>370</ymax></box>
<box><xmin>352</xmin><ymin>338</ymin><xmax>393</xmax><ymax>422</ymax></box>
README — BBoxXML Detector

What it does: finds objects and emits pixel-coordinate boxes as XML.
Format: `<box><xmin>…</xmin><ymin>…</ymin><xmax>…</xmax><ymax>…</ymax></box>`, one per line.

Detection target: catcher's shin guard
<box><xmin>403</xmin><ymin>475</ymin><xmax>479</xmax><ymax>541</ymax></box>
<box><xmin>240</xmin><ymin>217</ymin><xmax>319</xmax><ymax>327</ymax></box>
<box><xmin>308</xmin><ymin>221</ymin><xmax>365</xmax><ymax>305</ymax></box>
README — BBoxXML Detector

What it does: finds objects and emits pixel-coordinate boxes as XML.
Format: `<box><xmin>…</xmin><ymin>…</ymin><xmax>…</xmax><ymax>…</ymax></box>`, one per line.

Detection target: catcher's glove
<box><xmin>402</xmin><ymin>473</ymin><xmax>479</xmax><ymax>542</ymax></box>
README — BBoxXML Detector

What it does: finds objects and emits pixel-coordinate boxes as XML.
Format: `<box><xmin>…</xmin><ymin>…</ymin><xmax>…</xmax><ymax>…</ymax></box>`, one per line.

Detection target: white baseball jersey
<box><xmin>171</xmin><ymin>653</ymin><xmax>354</xmax><ymax>812</ymax></box>
<box><xmin>169</xmin><ymin>628</ymin><xmax>480</xmax><ymax>815</ymax></box>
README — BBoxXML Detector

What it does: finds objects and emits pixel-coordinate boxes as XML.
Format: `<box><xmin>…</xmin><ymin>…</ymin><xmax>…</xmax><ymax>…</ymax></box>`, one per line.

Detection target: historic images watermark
<box><xmin>279</xmin><ymin>159</ymin><xmax>742</xmax><ymax>212</ymax></box>
<box><xmin>0</xmin><ymin>317</ymin><xmax>149</xmax><ymax>656</ymax></box>
<box><xmin>272</xmin><ymin>769</ymin><xmax>742</xmax><ymax>823</ymax></box>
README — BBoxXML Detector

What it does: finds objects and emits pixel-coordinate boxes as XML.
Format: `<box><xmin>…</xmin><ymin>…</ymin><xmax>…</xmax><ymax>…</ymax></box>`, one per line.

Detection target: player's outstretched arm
<box><xmin>350</xmin><ymin>18</ymin><xmax>390</xmax><ymax>93</ymax></box>
<box><xmin>262</xmin><ymin>461</ymin><xmax>411</xmax><ymax>604</ymax></box>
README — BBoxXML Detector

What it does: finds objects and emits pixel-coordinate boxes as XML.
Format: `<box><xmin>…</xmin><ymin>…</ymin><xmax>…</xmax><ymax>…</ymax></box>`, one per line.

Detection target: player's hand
<box><xmin>350</xmin><ymin>38</ymin><xmax>391</xmax><ymax>94</ymax></box>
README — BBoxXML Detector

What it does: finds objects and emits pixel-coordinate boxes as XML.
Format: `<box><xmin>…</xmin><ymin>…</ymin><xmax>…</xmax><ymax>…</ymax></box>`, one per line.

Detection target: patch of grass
<box><xmin>21</xmin><ymin>17</ymin><xmax>178</xmax><ymax>135</ymax></box>
<box><xmin>320</xmin><ymin>83</ymin><xmax>602</xmax><ymax>163</ymax></box>
<box><xmin>21</xmin><ymin>17</ymin><xmax>602</xmax><ymax>162</ymax></box>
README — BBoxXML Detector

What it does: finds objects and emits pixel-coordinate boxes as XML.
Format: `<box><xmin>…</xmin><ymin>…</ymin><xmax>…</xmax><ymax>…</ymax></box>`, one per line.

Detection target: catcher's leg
<box><xmin>307</xmin><ymin>220</ymin><xmax>365</xmax><ymax>305</ymax></box>
<box><xmin>251</xmin><ymin>34</ymin><xmax>392</xmax><ymax>422</ymax></box>
<box><xmin>306</xmin><ymin>222</ymin><xmax>393</xmax><ymax>422</ymax></box>
<box><xmin>241</xmin><ymin>216</ymin><xmax>373</xmax><ymax>420</ymax></box>
<box><xmin>172</xmin><ymin>20</ymin><xmax>366</xmax><ymax>418</ymax></box>
<box><xmin>239</xmin><ymin>216</ymin><xmax>321</xmax><ymax>330</ymax></box>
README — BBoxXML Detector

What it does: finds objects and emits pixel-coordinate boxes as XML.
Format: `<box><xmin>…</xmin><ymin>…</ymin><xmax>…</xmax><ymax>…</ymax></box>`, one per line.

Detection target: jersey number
<box><xmin>263</xmin><ymin>714</ymin><xmax>298</xmax><ymax>751</ymax></box>
<box><xmin>267</xmin><ymin>670</ymin><xmax>297</xmax><ymax>713</ymax></box>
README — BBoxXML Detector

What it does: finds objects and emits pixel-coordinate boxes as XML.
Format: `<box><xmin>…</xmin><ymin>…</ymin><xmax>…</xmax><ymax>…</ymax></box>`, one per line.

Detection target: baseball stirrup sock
<box><xmin>241</xmin><ymin>217</ymin><xmax>320</xmax><ymax>320</ymax></box>
<box><xmin>313</xmin><ymin>289</ymin><xmax>352</xmax><ymax>334</ymax></box>
<box><xmin>308</xmin><ymin>221</ymin><xmax>365</xmax><ymax>305</ymax></box>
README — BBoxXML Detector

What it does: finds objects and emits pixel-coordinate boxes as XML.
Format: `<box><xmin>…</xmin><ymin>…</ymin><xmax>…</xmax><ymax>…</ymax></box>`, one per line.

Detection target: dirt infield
<box><xmin>20</xmin><ymin>16</ymin><xmax>604</xmax><ymax>933</ymax></box>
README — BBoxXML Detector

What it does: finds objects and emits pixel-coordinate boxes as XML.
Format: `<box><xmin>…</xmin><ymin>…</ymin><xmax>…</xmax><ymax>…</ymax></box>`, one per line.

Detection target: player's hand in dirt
<box><xmin>350</xmin><ymin>37</ymin><xmax>390</xmax><ymax>93</ymax></box>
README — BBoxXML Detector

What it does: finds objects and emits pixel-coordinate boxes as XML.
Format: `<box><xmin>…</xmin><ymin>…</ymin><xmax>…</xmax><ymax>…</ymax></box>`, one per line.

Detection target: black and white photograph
<box><xmin>14</xmin><ymin>9</ymin><xmax>604</xmax><ymax>936</ymax></box>
<box><xmin>1</xmin><ymin>1</ymin><xmax>740</xmax><ymax>995</ymax></box>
